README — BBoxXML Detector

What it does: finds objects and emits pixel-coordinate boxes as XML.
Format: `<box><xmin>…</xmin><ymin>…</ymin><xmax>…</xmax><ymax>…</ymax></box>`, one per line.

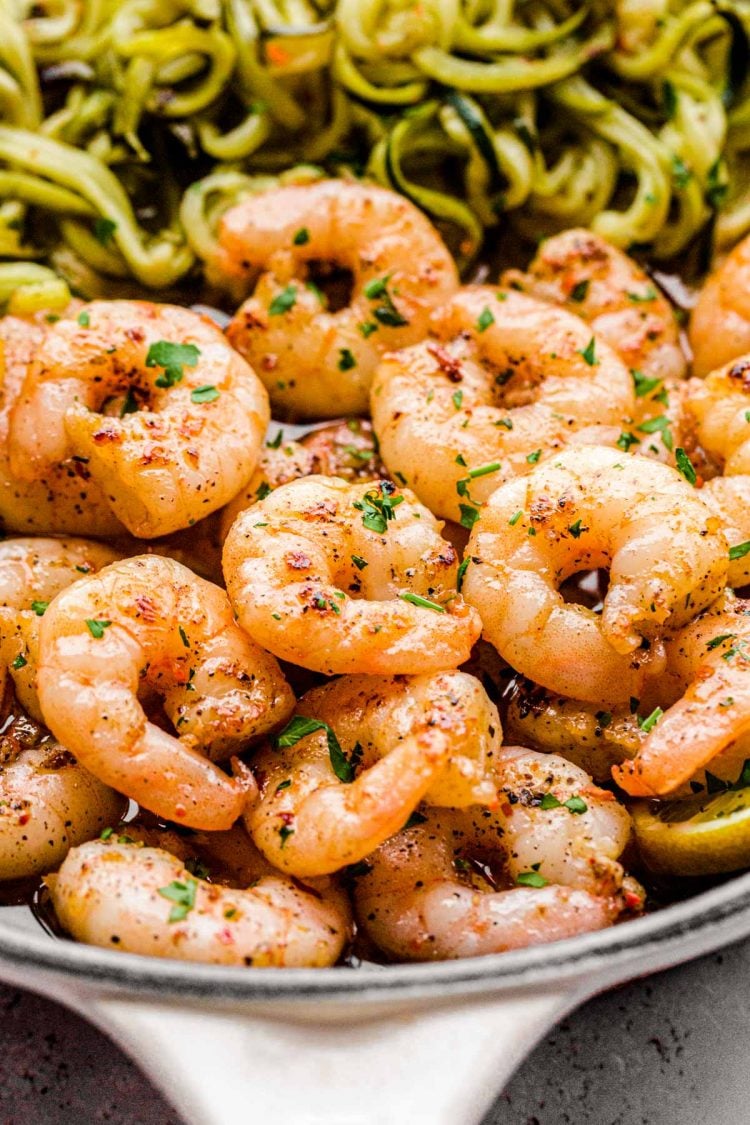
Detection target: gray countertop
<box><xmin>1</xmin><ymin>940</ymin><xmax>748</xmax><ymax>1124</ymax></box>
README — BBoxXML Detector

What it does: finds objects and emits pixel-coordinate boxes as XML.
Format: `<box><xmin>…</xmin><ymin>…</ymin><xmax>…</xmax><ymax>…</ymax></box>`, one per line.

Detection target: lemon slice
<box><xmin>632</xmin><ymin>788</ymin><xmax>750</xmax><ymax>876</ymax></box>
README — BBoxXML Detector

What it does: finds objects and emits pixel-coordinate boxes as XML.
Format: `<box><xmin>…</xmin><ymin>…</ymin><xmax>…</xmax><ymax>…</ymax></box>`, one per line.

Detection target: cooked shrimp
<box><xmin>690</xmin><ymin>231</ymin><xmax>750</xmax><ymax>376</ymax></box>
<box><xmin>462</xmin><ymin>446</ymin><xmax>727</xmax><ymax>705</ymax></box>
<box><xmin>246</xmin><ymin>671</ymin><xmax>501</xmax><ymax>877</ymax></box>
<box><xmin>502</xmin><ymin>229</ymin><xmax>687</xmax><ymax>382</ymax></box>
<box><xmin>505</xmin><ymin>678</ymin><xmax>645</xmax><ymax>784</ymax></box>
<box><xmin>0</xmin><ymin>312</ymin><xmax>125</xmax><ymax>537</ymax></box>
<box><xmin>222</xmin><ymin>475</ymin><xmax>480</xmax><ymax>676</ymax></box>
<box><xmin>49</xmin><ymin>838</ymin><xmax>352</xmax><ymax>967</ymax></box>
<box><xmin>0</xmin><ymin>537</ymin><xmax>121</xmax><ymax>721</ymax></box>
<box><xmin>8</xmin><ymin>301</ymin><xmax>270</xmax><ymax>538</ymax></box>
<box><xmin>221</xmin><ymin>179</ymin><xmax>458</xmax><ymax>418</ymax></box>
<box><xmin>699</xmin><ymin>477</ymin><xmax>750</xmax><ymax>587</ymax></box>
<box><xmin>354</xmin><ymin>747</ymin><xmax>639</xmax><ymax>961</ymax></box>
<box><xmin>219</xmin><ymin>418</ymin><xmax>382</xmax><ymax>541</ymax></box>
<box><xmin>371</xmin><ymin>286</ymin><xmax>634</xmax><ymax>523</ymax></box>
<box><xmin>614</xmin><ymin>593</ymin><xmax>750</xmax><ymax>797</ymax></box>
<box><xmin>686</xmin><ymin>358</ymin><xmax>750</xmax><ymax>476</ymax></box>
<box><xmin>36</xmin><ymin>555</ymin><xmax>294</xmax><ymax>830</ymax></box>
<box><xmin>0</xmin><ymin>706</ymin><xmax>125</xmax><ymax>880</ymax></box>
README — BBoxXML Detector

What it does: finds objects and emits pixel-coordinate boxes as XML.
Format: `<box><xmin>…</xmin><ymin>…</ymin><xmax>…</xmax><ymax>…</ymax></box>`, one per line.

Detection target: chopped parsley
<box><xmin>77</xmin><ymin>311</ymin><xmax>90</xmax><ymax>327</ymax></box>
<box><xmin>268</xmin><ymin>285</ymin><xmax>297</xmax><ymax>315</ymax></box>
<box><xmin>338</xmin><ymin>348</ymin><xmax>357</xmax><ymax>371</ymax></box>
<box><xmin>570</xmin><ymin>279</ymin><xmax>589</xmax><ymax>303</ymax></box>
<box><xmin>351</xmin><ymin>554</ymin><xmax>368</xmax><ymax>570</ymax></box>
<box><xmin>31</xmin><ymin>601</ymin><xmax>48</xmax><ymax>616</ymax></box>
<box><xmin>191</xmin><ymin>384</ymin><xmax>219</xmax><ymax>404</ymax></box>
<box><xmin>578</xmin><ymin>337</ymin><xmax>598</xmax><ymax>366</ymax></box>
<box><xmin>638</xmin><ymin>707</ymin><xmax>663</xmax><ymax>733</ymax></box>
<box><xmin>398</xmin><ymin>591</ymin><xmax>445</xmax><ymax>613</ymax></box>
<box><xmin>85</xmin><ymin>619</ymin><xmax>111</xmax><ymax>639</ymax></box>
<box><xmin>509</xmin><ymin>510</ymin><xmax>523</xmax><ymax>526</ymax></box>
<box><xmin>363</xmin><ymin>275</ymin><xmax>408</xmax><ymax>327</ymax></box>
<box><xmin>146</xmin><ymin>341</ymin><xmax>201</xmax><ymax>389</ymax></box>
<box><xmin>456</xmin><ymin>557</ymin><xmax>470</xmax><ymax>591</ymax></box>
<box><xmin>568</xmin><ymin>519</ymin><xmax>585</xmax><ymax>538</ymax></box>
<box><xmin>293</xmin><ymin>227</ymin><xmax>310</xmax><ymax>245</ymax></box>
<box><xmin>616</xmin><ymin>431</ymin><xmax>640</xmax><ymax>453</ymax></box>
<box><xmin>358</xmin><ymin>320</ymin><xmax>378</xmax><ymax>338</ymax></box>
<box><xmin>675</xmin><ymin>447</ymin><xmax>697</xmax><ymax>485</ymax></box>
<box><xmin>120</xmin><ymin>387</ymin><xmax>138</xmax><ymax>417</ymax></box>
<box><xmin>11</xmin><ymin>653</ymin><xmax>26</xmax><ymax>670</ymax></box>
<box><xmin>158</xmin><ymin>877</ymin><xmax>197</xmax><ymax>923</ymax></box>
<box><xmin>459</xmin><ymin>503</ymin><xmax>480</xmax><ymax>531</ymax></box>
<box><xmin>627</xmin><ymin>287</ymin><xmax>657</xmax><ymax>303</ymax></box>
<box><xmin>452</xmin><ymin>389</ymin><xmax>463</xmax><ymax>410</ymax></box>
<box><xmin>637</xmin><ymin>414</ymin><xmax>673</xmax><ymax>451</ymax></box>
<box><xmin>526</xmin><ymin>449</ymin><xmax>541</xmax><ymax>464</ymax></box>
<box><xmin>476</xmin><ymin>306</ymin><xmax>494</xmax><ymax>332</ymax></box>
<box><xmin>93</xmin><ymin>217</ymin><xmax>117</xmax><ymax>245</ymax></box>
<box><xmin>353</xmin><ymin>482</ymin><xmax>404</xmax><ymax>534</ymax></box>
<box><xmin>631</xmin><ymin>370</ymin><xmax>662</xmax><ymax>398</ymax></box>
<box><xmin>730</xmin><ymin>541</ymin><xmax>750</xmax><ymax>561</ymax></box>
<box><xmin>516</xmin><ymin>864</ymin><xmax>548</xmax><ymax>888</ymax></box>
<box><xmin>275</xmin><ymin>715</ymin><xmax>361</xmax><ymax>783</ymax></box>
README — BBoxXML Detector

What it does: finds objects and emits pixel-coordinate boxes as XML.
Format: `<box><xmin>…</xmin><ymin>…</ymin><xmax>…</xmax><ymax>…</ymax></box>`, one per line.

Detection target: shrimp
<box><xmin>462</xmin><ymin>446</ymin><xmax>728</xmax><ymax>705</ymax></box>
<box><xmin>36</xmin><ymin>555</ymin><xmax>294</xmax><ymax>830</ymax></box>
<box><xmin>354</xmin><ymin>747</ymin><xmax>639</xmax><ymax>962</ymax></box>
<box><xmin>0</xmin><ymin>705</ymin><xmax>125</xmax><ymax>880</ymax></box>
<box><xmin>686</xmin><ymin>358</ymin><xmax>750</xmax><ymax>477</ymax></box>
<box><xmin>220</xmin><ymin>179</ymin><xmax>458</xmax><ymax>418</ymax></box>
<box><xmin>370</xmin><ymin>286</ymin><xmax>634</xmax><ymax>523</ymax></box>
<box><xmin>505</xmin><ymin>678</ymin><xmax>645</xmax><ymax>784</ymax></box>
<box><xmin>219</xmin><ymin>417</ymin><xmax>382</xmax><ymax>542</ymax></box>
<box><xmin>614</xmin><ymin>593</ymin><xmax>750</xmax><ymax>797</ymax></box>
<box><xmin>0</xmin><ymin>312</ymin><xmax>125</xmax><ymax>537</ymax></box>
<box><xmin>49</xmin><ymin>838</ymin><xmax>352</xmax><ymax>968</ymax></box>
<box><xmin>502</xmin><ymin>229</ymin><xmax>687</xmax><ymax>382</ymax></box>
<box><xmin>690</xmin><ymin>231</ymin><xmax>750</xmax><ymax>376</ymax></box>
<box><xmin>246</xmin><ymin>671</ymin><xmax>501</xmax><ymax>877</ymax></box>
<box><xmin>0</xmin><ymin>537</ymin><xmax>121</xmax><ymax>721</ymax></box>
<box><xmin>222</xmin><ymin>475</ymin><xmax>481</xmax><ymax>676</ymax></box>
<box><xmin>7</xmin><ymin>301</ymin><xmax>270</xmax><ymax>538</ymax></box>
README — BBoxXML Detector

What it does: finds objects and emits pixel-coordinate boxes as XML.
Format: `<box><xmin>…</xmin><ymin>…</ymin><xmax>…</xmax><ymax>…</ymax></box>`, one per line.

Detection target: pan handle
<box><xmin>87</xmin><ymin>986</ymin><xmax>581</xmax><ymax>1125</ymax></box>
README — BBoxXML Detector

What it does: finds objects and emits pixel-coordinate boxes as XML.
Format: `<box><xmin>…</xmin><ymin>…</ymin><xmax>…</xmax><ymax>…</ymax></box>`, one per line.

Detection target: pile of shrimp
<box><xmin>2</xmin><ymin>177</ymin><xmax>749</xmax><ymax>970</ymax></box>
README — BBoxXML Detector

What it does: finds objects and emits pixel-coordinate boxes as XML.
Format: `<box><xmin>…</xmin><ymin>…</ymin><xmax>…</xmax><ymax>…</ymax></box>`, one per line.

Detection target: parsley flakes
<box><xmin>146</xmin><ymin>341</ymin><xmax>201</xmax><ymax>389</ymax></box>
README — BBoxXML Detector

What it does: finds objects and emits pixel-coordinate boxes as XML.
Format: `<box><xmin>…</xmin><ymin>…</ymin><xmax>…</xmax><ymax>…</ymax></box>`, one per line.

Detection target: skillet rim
<box><xmin>0</xmin><ymin>868</ymin><xmax>749</xmax><ymax>1003</ymax></box>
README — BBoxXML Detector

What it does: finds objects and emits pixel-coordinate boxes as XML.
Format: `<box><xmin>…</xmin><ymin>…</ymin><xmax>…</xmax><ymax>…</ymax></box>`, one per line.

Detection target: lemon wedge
<box><xmin>632</xmin><ymin>788</ymin><xmax>750</xmax><ymax>876</ymax></box>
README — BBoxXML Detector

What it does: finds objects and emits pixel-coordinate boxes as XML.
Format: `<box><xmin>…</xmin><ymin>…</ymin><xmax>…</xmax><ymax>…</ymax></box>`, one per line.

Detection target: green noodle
<box><xmin>0</xmin><ymin>0</ymin><xmax>746</xmax><ymax>297</ymax></box>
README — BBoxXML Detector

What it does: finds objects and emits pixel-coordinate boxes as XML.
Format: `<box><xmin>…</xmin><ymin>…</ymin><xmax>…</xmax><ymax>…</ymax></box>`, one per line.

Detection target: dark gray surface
<box><xmin>0</xmin><ymin>941</ymin><xmax>748</xmax><ymax>1124</ymax></box>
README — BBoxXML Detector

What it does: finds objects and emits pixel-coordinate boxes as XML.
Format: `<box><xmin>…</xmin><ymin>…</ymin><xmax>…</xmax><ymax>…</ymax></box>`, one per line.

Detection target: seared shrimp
<box><xmin>221</xmin><ymin>180</ymin><xmax>458</xmax><ymax>418</ymax></box>
<box><xmin>0</xmin><ymin>312</ymin><xmax>125</xmax><ymax>537</ymax></box>
<box><xmin>462</xmin><ymin>446</ymin><xmax>727</xmax><ymax>705</ymax></box>
<box><xmin>8</xmin><ymin>301</ymin><xmax>270</xmax><ymax>538</ymax></box>
<box><xmin>219</xmin><ymin>418</ymin><xmax>382</xmax><ymax>541</ymax></box>
<box><xmin>371</xmin><ymin>287</ymin><xmax>634</xmax><ymax>523</ymax></box>
<box><xmin>505</xmin><ymin>678</ymin><xmax>645</xmax><ymax>784</ymax></box>
<box><xmin>49</xmin><ymin>838</ymin><xmax>352</xmax><ymax>967</ymax></box>
<box><xmin>614</xmin><ymin>594</ymin><xmax>750</xmax><ymax>797</ymax></box>
<box><xmin>36</xmin><ymin>555</ymin><xmax>294</xmax><ymax>830</ymax></box>
<box><xmin>0</xmin><ymin>537</ymin><xmax>121</xmax><ymax>721</ymax></box>
<box><xmin>246</xmin><ymin>671</ymin><xmax>501</xmax><ymax>877</ymax></box>
<box><xmin>222</xmin><ymin>475</ymin><xmax>480</xmax><ymax>676</ymax></box>
<box><xmin>502</xmin><ymin>229</ymin><xmax>687</xmax><ymax>382</ymax></box>
<box><xmin>690</xmin><ymin>231</ymin><xmax>750</xmax><ymax>376</ymax></box>
<box><xmin>0</xmin><ymin>706</ymin><xmax>125</xmax><ymax>880</ymax></box>
<box><xmin>355</xmin><ymin>747</ymin><xmax>639</xmax><ymax>962</ymax></box>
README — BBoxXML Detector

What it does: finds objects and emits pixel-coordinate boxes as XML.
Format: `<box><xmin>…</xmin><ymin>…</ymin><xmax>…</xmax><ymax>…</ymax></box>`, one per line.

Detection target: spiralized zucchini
<box><xmin>0</xmin><ymin>0</ymin><xmax>746</xmax><ymax>295</ymax></box>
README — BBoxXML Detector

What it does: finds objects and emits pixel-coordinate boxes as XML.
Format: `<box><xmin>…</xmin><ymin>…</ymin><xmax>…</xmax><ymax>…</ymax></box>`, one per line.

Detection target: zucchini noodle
<box><xmin>0</xmin><ymin>0</ymin><xmax>746</xmax><ymax>297</ymax></box>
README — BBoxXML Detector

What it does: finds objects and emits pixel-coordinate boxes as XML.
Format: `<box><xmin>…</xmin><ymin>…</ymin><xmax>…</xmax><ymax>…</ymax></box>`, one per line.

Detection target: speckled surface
<box><xmin>1</xmin><ymin>940</ymin><xmax>748</xmax><ymax>1124</ymax></box>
